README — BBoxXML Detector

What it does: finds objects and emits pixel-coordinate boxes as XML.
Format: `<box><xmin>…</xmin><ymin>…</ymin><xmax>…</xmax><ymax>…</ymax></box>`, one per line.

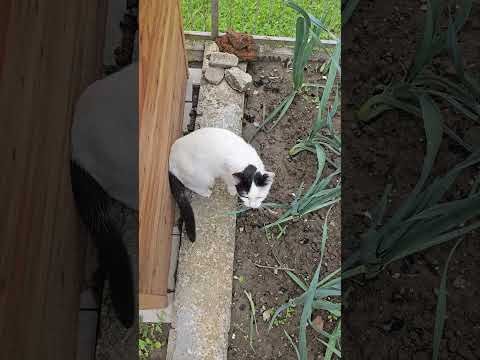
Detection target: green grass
<box><xmin>181</xmin><ymin>0</ymin><xmax>341</xmax><ymax>36</ymax></box>
<box><xmin>139</xmin><ymin>316</ymin><xmax>165</xmax><ymax>360</ymax></box>
<box><xmin>271</xmin><ymin>306</ymin><xmax>296</xmax><ymax>327</ymax></box>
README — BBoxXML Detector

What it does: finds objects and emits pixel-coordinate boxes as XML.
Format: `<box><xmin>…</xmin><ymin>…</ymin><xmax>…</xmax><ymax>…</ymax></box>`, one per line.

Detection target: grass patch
<box><xmin>181</xmin><ymin>0</ymin><xmax>341</xmax><ymax>36</ymax></box>
<box><xmin>139</xmin><ymin>316</ymin><xmax>166</xmax><ymax>360</ymax></box>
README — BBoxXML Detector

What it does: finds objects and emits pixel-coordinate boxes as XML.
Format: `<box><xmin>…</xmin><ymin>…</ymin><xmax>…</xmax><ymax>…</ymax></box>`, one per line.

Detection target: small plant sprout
<box><xmin>139</xmin><ymin>315</ymin><xmax>165</xmax><ymax>360</ymax></box>
<box><xmin>357</xmin><ymin>0</ymin><xmax>479</xmax><ymax>152</ymax></box>
<box><xmin>269</xmin><ymin>206</ymin><xmax>342</xmax><ymax>359</ymax></box>
<box><xmin>249</xmin><ymin>1</ymin><xmax>339</xmax><ymax>142</ymax></box>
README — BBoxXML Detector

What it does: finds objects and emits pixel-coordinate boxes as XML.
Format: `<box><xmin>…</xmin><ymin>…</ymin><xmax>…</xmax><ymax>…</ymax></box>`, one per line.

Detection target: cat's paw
<box><xmin>204</xmin><ymin>189</ymin><xmax>213</xmax><ymax>197</ymax></box>
<box><xmin>227</xmin><ymin>186</ymin><xmax>237</xmax><ymax>196</ymax></box>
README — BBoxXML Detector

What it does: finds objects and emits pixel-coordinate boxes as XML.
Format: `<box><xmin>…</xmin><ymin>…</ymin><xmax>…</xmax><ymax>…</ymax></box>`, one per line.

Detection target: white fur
<box><xmin>169</xmin><ymin>128</ymin><xmax>274</xmax><ymax>208</ymax></box>
<box><xmin>71</xmin><ymin>63</ymin><xmax>138</xmax><ymax>210</ymax></box>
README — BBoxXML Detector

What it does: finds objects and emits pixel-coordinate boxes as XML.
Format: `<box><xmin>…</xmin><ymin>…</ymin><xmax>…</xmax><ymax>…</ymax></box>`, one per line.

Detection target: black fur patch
<box><xmin>254</xmin><ymin>172</ymin><xmax>269</xmax><ymax>187</ymax></box>
<box><xmin>169</xmin><ymin>172</ymin><xmax>196</xmax><ymax>242</ymax></box>
<box><xmin>233</xmin><ymin>164</ymin><xmax>270</xmax><ymax>196</ymax></box>
<box><xmin>70</xmin><ymin>161</ymin><xmax>135</xmax><ymax>328</ymax></box>
<box><xmin>233</xmin><ymin>165</ymin><xmax>256</xmax><ymax>196</ymax></box>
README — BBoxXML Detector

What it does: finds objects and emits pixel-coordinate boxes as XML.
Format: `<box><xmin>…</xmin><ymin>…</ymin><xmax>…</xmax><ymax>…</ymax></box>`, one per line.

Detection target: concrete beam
<box><xmin>167</xmin><ymin>42</ymin><xmax>244</xmax><ymax>360</ymax></box>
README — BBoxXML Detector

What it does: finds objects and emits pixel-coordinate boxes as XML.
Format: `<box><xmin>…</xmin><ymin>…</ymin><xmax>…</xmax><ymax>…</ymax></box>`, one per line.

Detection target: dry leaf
<box><xmin>262</xmin><ymin>308</ymin><xmax>273</xmax><ymax>322</ymax></box>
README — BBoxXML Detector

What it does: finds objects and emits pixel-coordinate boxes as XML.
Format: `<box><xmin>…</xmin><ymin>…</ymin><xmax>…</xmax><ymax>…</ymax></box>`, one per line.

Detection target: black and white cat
<box><xmin>70</xmin><ymin>63</ymin><xmax>274</xmax><ymax>327</ymax></box>
<box><xmin>71</xmin><ymin>63</ymin><xmax>138</xmax><ymax>328</ymax></box>
<box><xmin>169</xmin><ymin>127</ymin><xmax>275</xmax><ymax>242</ymax></box>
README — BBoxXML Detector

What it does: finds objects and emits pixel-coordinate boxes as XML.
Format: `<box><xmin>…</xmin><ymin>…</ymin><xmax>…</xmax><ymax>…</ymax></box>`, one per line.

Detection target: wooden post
<box><xmin>139</xmin><ymin>0</ymin><xmax>188</xmax><ymax>309</ymax></box>
<box><xmin>0</xmin><ymin>1</ymin><xmax>106</xmax><ymax>359</ymax></box>
<box><xmin>211</xmin><ymin>0</ymin><xmax>219</xmax><ymax>39</ymax></box>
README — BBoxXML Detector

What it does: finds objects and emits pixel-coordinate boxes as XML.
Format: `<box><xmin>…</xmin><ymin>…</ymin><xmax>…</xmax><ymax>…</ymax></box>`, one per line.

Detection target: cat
<box><xmin>169</xmin><ymin>127</ymin><xmax>275</xmax><ymax>242</ymax></box>
<box><xmin>71</xmin><ymin>63</ymin><xmax>138</xmax><ymax>328</ymax></box>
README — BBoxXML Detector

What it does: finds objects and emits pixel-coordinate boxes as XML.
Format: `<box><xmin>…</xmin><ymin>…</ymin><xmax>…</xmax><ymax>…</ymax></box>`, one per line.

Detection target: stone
<box><xmin>189</xmin><ymin>68</ymin><xmax>202</xmax><ymax>85</ymax></box>
<box><xmin>202</xmin><ymin>42</ymin><xmax>219</xmax><ymax>73</ymax></box>
<box><xmin>204</xmin><ymin>66</ymin><xmax>224</xmax><ymax>85</ymax></box>
<box><xmin>208</xmin><ymin>51</ymin><xmax>239</xmax><ymax>68</ymax></box>
<box><xmin>225</xmin><ymin>67</ymin><xmax>253</xmax><ymax>92</ymax></box>
<box><xmin>196</xmin><ymin>81</ymin><xmax>244</xmax><ymax>128</ymax></box>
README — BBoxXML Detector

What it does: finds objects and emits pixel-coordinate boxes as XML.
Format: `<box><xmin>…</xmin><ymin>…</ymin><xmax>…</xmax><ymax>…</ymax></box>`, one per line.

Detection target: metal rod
<box><xmin>253</xmin><ymin>0</ymin><xmax>260</xmax><ymax>34</ymax></box>
<box><xmin>188</xmin><ymin>0</ymin><xmax>193</xmax><ymax>30</ymax></box>
<box><xmin>242</xmin><ymin>0</ymin><xmax>246</xmax><ymax>32</ymax></box>
<box><xmin>211</xmin><ymin>0</ymin><xmax>219</xmax><ymax>38</ymax></box>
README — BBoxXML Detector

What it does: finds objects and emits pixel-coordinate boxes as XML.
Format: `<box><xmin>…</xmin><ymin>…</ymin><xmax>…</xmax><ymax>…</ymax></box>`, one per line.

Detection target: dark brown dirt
<box><xmin>228</xmin><ymin>60</ymin><xmax>341</xmax><ymax>359</ymax></box>
<box><xmin>343</xmin><ymin>1</ymin><xmax>480</xmax><ymax>359</ymax></box>
<box><xmin>216</xmin><ymin>31</ymin><xmax>258</xmax><ymax>61</ymax></box>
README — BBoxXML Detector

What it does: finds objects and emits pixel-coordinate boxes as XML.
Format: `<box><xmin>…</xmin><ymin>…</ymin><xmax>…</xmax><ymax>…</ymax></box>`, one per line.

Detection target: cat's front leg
<box><xmin>227</xmin><ymin>185</ymin><xmax>237</xmax><ymax>196</ymax></box>
<box><xmin>189</xmin><ymin>176</ymin><xmax>213</xmax><ymax>197</ymax></box>
<box><xmin>204</xmin><ymin>188</ymin><xmax>213</xmax><ymax>197</ymax></box>
<box><xmin>222</xmin><ymin>175</ymin><xmax>237</xmax><ymax>196</ymax></box>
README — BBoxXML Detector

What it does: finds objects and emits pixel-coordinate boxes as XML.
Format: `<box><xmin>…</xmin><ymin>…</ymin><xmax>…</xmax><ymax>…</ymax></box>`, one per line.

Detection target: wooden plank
<box><xmin>140</xmin><ymin>294</ymin><xmax>169</xmax><ymax>309</ymax></box>
<box><xmin>0</xmin><ymin>0</ymin><xmax>12</xmax><ymax>76</ymax></box>
<box><xmin>0</xmin><ymin>1</ymin><xmax>107</xmax><ymax>359</ymax></box>
<box><xmin>139</xmin><ymin>0</ymin><xmax>188</xmax><ymax>309</ymax></box>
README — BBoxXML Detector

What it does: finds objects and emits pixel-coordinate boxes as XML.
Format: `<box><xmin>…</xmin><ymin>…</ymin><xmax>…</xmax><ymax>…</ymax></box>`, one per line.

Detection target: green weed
<box><xmin>357</xmin><ymin>0</ymin><xmax>479</xmax><ymax>152</ymax></box>
<box><xmin>181</xmin><ymin>0</ymin><xmax>341</xmax><ymax>36</ymax></box>
<box><xmin>139</xmin><ymin>316</ymin><xmax>165</xmax><ymax>360</ymax></box>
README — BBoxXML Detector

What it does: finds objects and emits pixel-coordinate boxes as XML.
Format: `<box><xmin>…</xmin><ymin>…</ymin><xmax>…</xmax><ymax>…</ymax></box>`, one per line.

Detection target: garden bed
<box><xmin>343</xmin><ymin>1</ymin><xmax>480</xmax><ymax>358</ymax></box>
<box><xmin>227</xmin><ymin>59</ymin><xmax>341</xmax><ymax>359</ymax></box>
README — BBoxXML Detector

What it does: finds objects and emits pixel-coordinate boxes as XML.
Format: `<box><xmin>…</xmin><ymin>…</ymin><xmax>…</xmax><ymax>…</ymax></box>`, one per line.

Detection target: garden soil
<box><xmin>343</xmin><ymin>1</ymin><xmax>480</xmax><ymax>359</ymax></box>
<box><xmin>228</xmin><ymin>59</ymin><xmax>341</xmax><ymax>359</ymax></box>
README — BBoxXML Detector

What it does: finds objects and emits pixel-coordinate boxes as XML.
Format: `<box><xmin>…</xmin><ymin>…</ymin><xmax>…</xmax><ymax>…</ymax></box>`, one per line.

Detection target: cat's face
<box><xmin>233</xmin><ymin>165</ymin><xmax>274</xmax><ymax>209</ymax></box>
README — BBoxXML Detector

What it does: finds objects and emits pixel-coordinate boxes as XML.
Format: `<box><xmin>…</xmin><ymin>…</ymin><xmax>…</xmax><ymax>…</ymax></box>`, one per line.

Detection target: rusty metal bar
<box><xmin>211</xmin><ymin>0</ymin><xmax>219</xmax><ymax>38</ymax></box>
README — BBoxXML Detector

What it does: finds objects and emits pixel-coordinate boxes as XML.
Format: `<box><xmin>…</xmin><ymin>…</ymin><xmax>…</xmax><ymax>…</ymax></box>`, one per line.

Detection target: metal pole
<box><xmin>211</xmin><ymin>0</ymin><xmax>219</xmax><ymax>39</ymax></box>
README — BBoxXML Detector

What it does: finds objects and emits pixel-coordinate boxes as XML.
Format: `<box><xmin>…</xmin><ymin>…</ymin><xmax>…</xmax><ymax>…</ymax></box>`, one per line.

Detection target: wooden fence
<box><xmin>139</xmin><ymin>0</ymin><xmax>189</xmax><ymax>309</ymax></box>
<box><xmin>0</xmin><ymin>1</ymin><xmax>106</xmax><ymax>359</ymax></box>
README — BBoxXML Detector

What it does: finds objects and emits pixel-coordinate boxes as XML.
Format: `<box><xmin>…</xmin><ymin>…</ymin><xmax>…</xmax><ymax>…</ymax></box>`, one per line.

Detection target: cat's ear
<box><xmin>232</xmin><ymin>172</ymin><xmax>243</xmax><ymax>185</ymax></box>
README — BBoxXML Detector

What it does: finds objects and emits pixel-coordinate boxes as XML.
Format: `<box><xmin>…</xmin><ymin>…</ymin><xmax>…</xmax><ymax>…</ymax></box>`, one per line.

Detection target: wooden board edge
<box><xmin>175</xmin><ymin>0</ymin><xmax>189</xmax><ymax>78</ymax></box>
<box><xmin>140</xmin><ymin>294</ymin><xmax>169</xmax><ymax>310</ymax></box>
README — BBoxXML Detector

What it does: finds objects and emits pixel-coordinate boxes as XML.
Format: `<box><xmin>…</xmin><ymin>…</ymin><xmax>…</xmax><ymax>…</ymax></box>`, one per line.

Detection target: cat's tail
<box><xmin>70</xmin><ymin>161</ymin><xmax>135</xmax><ymax>328</ymax></box>
<box><xmin>168</xmin><ymin>172</ymin><xmax>196</xmax><ymax>242</ymax></box>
